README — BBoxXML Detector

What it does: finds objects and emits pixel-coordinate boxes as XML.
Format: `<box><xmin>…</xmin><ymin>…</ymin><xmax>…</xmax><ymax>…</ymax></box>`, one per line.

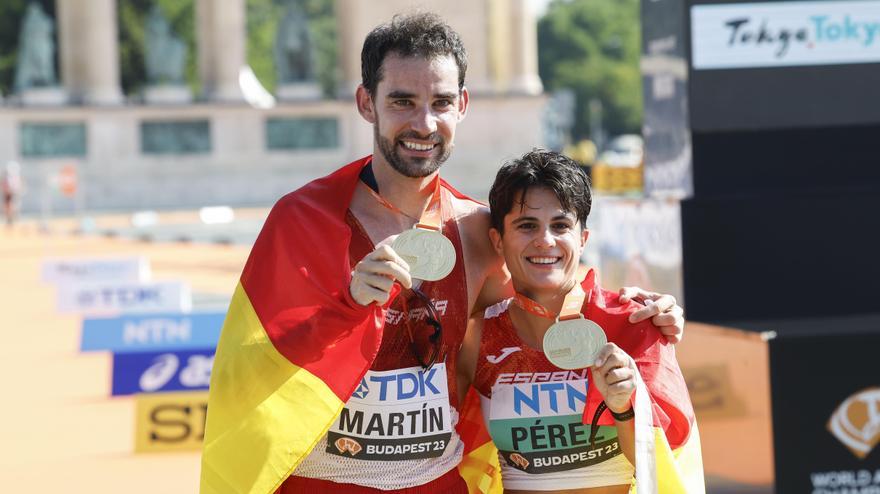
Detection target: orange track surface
<box><xmin>0</xmin><ymin>222</ymin><xmax>249</xmax><ymax>493</ymax></box>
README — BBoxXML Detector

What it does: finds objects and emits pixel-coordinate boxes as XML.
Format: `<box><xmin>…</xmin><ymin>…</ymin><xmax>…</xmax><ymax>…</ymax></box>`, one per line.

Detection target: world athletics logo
<box><xmin>827</xmin><ymin>387</ymin><xmax>880</xmax><ymax>459</ymax></box>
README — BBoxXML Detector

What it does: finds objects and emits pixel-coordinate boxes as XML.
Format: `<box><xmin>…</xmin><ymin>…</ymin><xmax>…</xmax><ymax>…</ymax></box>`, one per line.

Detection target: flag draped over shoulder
<box><xmin>583</xmin><ymin>271</ymin><xmax>705</xmax><ymax>493</ymax></box>
<box><xmin>200</xmin><ymin>156</ymin><xmax>382</xmax><ymax>494</ymax></box>
<box><xmin>200</xmin><ymin>156</ymin><xmax>500</xmax><ymax>494</ymax></box>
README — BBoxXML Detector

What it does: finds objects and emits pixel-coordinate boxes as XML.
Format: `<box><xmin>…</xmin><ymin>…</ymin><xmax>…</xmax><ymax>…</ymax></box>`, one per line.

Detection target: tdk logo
<box><xmin>366</xmin><ymin>368</ymin><xmax>441</xmax><ymax>401</ymax></box>
<box><xmin>352</xmin><ymin>378</ymin><xmax>370</xmax><ymax>399</ymax></box>
<box><xmin>78</xmin><ymin>287</ymin><xmax>161</xmax><ymax>307</ymax></box>
<box><xmin>514</xmin><ymin>382</ymin><xmax>587</xmax><ymax>415</ymax></box>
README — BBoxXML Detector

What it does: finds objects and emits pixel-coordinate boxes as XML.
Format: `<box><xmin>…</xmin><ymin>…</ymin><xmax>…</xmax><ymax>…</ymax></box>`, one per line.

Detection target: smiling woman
<box><xmin>457</xmin><ymin>149</ymin><xmax>704</xmax><ymax>493</ymax></box>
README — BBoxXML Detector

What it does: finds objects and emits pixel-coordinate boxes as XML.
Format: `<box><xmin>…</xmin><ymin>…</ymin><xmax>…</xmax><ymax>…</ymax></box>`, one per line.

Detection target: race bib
<box><xmin>326</xmin><ymin>364</ymin><xmax>453</xmax><ymax>461</ymax></box>
<box><xmin>489</xmin><ymin>379</ymin><xmax>622</xmax><ymax>474</ymax></box>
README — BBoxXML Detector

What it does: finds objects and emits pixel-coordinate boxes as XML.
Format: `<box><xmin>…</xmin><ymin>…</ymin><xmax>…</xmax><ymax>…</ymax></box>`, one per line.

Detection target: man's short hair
<box><xmin>361</xmin><ymin>12</ymin><xmax>468</xmax><ymax>96</ymax></box>
<box><xmin>489</xmin><ymin>149</ymin><xmax>593</xmax><ymax>233</ymax></box>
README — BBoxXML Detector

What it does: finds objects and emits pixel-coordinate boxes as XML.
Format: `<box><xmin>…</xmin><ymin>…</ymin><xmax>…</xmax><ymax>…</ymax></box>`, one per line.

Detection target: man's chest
<box><xmin>347</xmin><ymin>198</ymin><xmax>487</xmax><ymax>317</ymax></box>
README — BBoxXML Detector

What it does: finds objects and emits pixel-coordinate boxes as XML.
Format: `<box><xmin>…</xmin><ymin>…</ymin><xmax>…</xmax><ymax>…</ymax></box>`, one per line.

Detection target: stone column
<box><xmin>196</xmin><ymin>0</ymin><xmax>246</xmax><ymax>102</ymax></box>
<box><xmin>56</xmin><ymin>0</ymin><xmax>124</xmax><ymax>105</ymax></box>
<box><xmin>335</xmin><ymin>0</ymin><xmax>360</xmax><ymax>97</ymax></box>
<box><xmin>506</xmin><ymin>0</ymin><xmax>543</xmax><ymax>95</ymax></box>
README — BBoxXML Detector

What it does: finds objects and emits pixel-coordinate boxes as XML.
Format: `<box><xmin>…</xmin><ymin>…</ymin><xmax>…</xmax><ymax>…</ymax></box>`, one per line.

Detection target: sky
<box><xmin>533</xmin><ymin>0</ymin><xmax>554</xmax><ymax>16</ymax></box>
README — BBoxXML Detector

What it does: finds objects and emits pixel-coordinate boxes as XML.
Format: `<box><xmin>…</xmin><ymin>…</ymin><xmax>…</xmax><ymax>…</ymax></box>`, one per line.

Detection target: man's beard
<box><xmin>374</xmin><ymin>125</ymin><xmax>452</xmax><ymax>178</ymax></box>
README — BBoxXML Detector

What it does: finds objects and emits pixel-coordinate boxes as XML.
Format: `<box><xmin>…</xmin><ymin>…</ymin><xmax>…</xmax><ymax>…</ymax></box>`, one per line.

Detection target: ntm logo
<box><xmin>360</xmin><ymin>367</ymin><xmax>443</xmax><ymax>402</ymax></box>
<box><xmin>513</xmin><ymin>383</ymin><xmax>587</xmax><ymax>415</ymax></box>
<box><xmin>123</xmin><ymin>318</ymin><xmax>192</xmax><ymax>345</ymax></box>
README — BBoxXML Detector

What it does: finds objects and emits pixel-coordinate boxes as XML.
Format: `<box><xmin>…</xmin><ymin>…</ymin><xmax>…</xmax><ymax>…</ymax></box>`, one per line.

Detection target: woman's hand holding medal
<box><xmin>591</xmin><ymin>343</ymin><xmax>638</xmax><ymax>414</ymax></box>
<box><xmin>350</xmin><ymin>244</ymin><xmax>413</xmax><ymax>306</ymax></box>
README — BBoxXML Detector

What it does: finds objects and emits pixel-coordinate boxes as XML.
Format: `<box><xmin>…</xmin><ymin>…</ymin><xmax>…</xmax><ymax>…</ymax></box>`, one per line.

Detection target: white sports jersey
<box><xmin>294</xmin><ymin>363</ymin><xmax>464</xmax><ymax>489</ymax></box>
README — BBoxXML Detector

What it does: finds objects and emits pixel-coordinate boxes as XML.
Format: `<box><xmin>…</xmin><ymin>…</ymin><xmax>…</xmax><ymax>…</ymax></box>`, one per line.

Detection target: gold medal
<box><xmin>392</xmin><ymin>227</ymin><xmax>456</xmax><ymax>281</ymax></box>
<box><xmin>542</xmin><ymin>314</ymin><xmax>607</xmax><ymax>369</ymax></box>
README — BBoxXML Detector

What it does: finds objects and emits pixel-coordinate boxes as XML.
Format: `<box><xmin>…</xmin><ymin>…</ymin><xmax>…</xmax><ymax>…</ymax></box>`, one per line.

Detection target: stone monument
<box><xmin>143</xmin><ymin>5</ymin><xmax>192</xmax><ymax>104</ymax></box>
<box><xmin>273</xmin><ymin>0</ymin><xmax>321</xmax><ymax>101</ymax></box>
<box><xmin>14</xmin><ymin>3</ymin><xmax>67</xmax><ymax>105</ymax></box>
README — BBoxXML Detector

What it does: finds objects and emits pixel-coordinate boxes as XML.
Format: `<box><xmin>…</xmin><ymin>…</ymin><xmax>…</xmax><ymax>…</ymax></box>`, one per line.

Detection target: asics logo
<box><xmin>827</xmin><ymin>387</ymin><xmax>880</xmax><ymax>459</ymax></box>
<box><xmin>139</xmin><ymin>354</ymin><xmax>178</xmax><ymax>392</ymax></box>
<box><xmin>486</xmin><ymin>347</ymin><xmax>521</xmax><ymax>364</ymax></box>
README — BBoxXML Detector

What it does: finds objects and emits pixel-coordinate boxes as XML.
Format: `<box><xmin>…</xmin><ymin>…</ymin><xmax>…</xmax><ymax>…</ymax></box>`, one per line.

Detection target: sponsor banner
<box><xmin>134</xmin><ymin>391</ymin><xmax>207</xmax><ymax>453</ymax></box>
<box><xmin>692</xmin><ymin>1</ymin><xmax>880</xmax><ymax>70</ymax></box>
<box><xmin>674</xmin><ymin>322</ymin><xmax>774</xmax><ymax>488</ymax></box>
<box><xmin>770</xmin><ymin>331</ymin><xmax>880</xmax><ymax>492</ymax></box>
<box><xmin>326</xmin><ymin>364</ymin><xmax>453</xmax><ymax>461</ymax></box>
<box><xmin>81</xmin><ymin>312</ymin><xmax>223</xmax><ymax>353</ymax></box>
<box><xmin>41</xmin><ymin>256</ymin><xmax>150</xmax><ymax>284</ymax></box>
<box><xmin>57</xmin><ymin>280</ymin><xmax>192</xmax><ymax>315</ymax></box>
<box><xmin>112</xmin><ymin>349</ymin><xmax>214</xmax><ymax>396</ymax></box>
<box><xmin>488</xmin><ymin>378</ymin><xmax>623</xmax><ymax>474</ymax></box>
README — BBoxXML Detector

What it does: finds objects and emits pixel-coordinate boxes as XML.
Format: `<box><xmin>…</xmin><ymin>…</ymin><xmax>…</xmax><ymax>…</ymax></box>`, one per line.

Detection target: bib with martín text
<box><xmin>488</xmin><ymin>377</ymin><xmax>623</xmax><ymax>474</ymax></box>
<box><xmin>326</xmin><ymin>364</ymin><xmax>453</xmax><ymax>461</ymax></box>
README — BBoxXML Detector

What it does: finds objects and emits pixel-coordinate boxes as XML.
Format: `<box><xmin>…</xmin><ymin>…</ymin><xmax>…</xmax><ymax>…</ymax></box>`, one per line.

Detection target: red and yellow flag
<box><xmin>583</xmin><ymin>272</ymin><xmax>705</xmax><ymax>493</ymax></box>
<box><xmin>200</xmin><ymin>157</ymin><xmax>499</xmax><ymax>494</ymax></box>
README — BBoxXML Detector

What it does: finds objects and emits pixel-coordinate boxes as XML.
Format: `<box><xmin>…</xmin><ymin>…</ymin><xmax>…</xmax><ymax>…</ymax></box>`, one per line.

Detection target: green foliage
<box><xmin>538</xmin><ymin>0</ymin><xmax>643</xmax><ymax>140</ymax></box>
<box><xmin>246</xmin><ymin>0</ymin><xmax>337</xmax><ymax>95</ymax></box>
<box><xmin>0</xmin><ymin>0</ymin><xmax>56</xmax><ymax>96</ymax></box>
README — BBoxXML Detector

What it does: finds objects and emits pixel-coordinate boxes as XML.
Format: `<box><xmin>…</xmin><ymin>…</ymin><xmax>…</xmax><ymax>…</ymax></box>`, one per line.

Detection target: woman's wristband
<box><xmin>610</xmin><ymin>406</ymin><xmax>635</xmax><ymax>422</ymax></box>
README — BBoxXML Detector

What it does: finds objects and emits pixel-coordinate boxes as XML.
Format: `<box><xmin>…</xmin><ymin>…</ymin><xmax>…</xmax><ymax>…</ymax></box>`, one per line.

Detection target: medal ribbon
<box><xmin>512</xmin><ymin>270</ymin><xmax>594</xmax><ymax>321</ymax></box>
<box><xmin>362</xmin><ymin>165</ymin><xmax>443</xmax><ymax>232</ymax></box>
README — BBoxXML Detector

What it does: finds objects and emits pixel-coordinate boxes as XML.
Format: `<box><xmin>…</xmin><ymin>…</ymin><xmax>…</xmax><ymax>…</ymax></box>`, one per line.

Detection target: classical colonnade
<box><xmin>56</xmin><ymin>0</ymin><xmax>245</xmax><ymax>105</ymax></box>
<box><xmin>51</xmin><ymin>0</ymin><xmax>542</xmax><ymax>105</ymax></box>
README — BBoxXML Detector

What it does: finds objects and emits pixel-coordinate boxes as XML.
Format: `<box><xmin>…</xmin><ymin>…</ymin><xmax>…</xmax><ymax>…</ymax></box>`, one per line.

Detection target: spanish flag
<box><xmin>200</xmin><ymin>157</ymin><xmax>500</xmax><ymax>494</ymax></box>
<box><xmin>583</xmin><ymin>271</ymin><xmax>705</xmax><ymax>493</ymax></box>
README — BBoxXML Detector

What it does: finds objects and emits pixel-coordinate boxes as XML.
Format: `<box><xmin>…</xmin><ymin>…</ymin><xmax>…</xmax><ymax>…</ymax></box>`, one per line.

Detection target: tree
<box><xmin>538</xmin><ymin>0</ymin><xmax>643</xmax><ymax>141</ymax></box>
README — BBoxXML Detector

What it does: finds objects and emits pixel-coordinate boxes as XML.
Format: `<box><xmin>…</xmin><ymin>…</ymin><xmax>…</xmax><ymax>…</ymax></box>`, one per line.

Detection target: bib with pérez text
<box><xmin>326</xmin><ymin>363</ymin><xmax>453</xmax><ymax>461</ymax></box>
<box><xmin>488</xmin><ymin>376</ymin><xmax>623</xmax><ymax>474</ymax></box>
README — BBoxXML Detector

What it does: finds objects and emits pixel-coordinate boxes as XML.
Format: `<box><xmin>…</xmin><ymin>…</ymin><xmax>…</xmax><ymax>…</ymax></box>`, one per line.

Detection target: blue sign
<box><xmin>81</xmin><ymin>312</ymin><xmax>224</xmax><ymax>353</ymax></box>
<box><xmin>112</xmin><ymin>349</ymin><xmax>214</xmax><ymax>396</ymax></box>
